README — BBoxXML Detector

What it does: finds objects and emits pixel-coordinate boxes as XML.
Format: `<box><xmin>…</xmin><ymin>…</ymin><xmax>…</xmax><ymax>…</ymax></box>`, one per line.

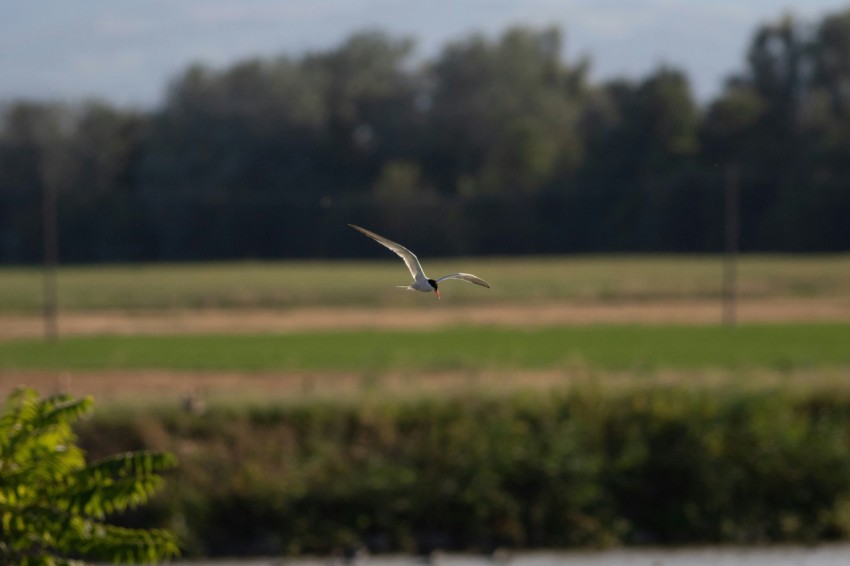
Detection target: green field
<box><xmin>1</xmin><ymin>255</ymin><xmax>849</xmax><ymax>312</ymax></box>
<box><xmin>2</xmin><ymin>324</ymin><xmax>848</xmax><ymax>373</ymax></box>
<box><xmin>3</xmin><ymin>256</ymin><xmax>850</xmax><ymax>556</ymax></box>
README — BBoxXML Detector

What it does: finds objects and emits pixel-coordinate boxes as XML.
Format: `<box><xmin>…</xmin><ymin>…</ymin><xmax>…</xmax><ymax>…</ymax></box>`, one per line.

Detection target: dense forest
<box><xmin>2</xmin><ymin>9</ymin><xmax>850</xmax><ymax>263</ymax></box>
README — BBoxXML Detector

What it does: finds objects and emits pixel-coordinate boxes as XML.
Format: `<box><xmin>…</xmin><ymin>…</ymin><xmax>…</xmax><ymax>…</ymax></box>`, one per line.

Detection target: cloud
<box><xmin>69</xmin><ymin>50</ymin><xmax>145</xmax><ymax>76</ymax></box>
<box><xmin>2</xmin><ymin>0</ymin><xmax>850</xmax><ymax>107</ymax></box>
<box><xmin>180</xmin><ymin>0</ymin><xmax>356</xmax><ymax>28</ymax></box>
<box><xmin>93</xmin><ymin>15</ymin><xmax>159</xmax><ymax>39</ymax></box>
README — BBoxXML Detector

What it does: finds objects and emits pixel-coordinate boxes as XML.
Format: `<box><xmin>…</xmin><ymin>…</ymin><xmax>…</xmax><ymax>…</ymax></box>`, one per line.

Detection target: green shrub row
<box><xmin>77</xmin><ymin>382</ymin><xmax>850</xmax><ymax>557</ymax></box>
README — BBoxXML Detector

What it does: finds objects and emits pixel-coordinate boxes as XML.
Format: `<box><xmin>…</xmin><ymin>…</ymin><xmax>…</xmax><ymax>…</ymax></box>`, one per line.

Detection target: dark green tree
<box><xmin>139</xmin><ymin>31</ymin><xmax>419</xmax><ymax>259</ymax></box>
<box><xmin>61</xmin><ymin>102</ymin><xmax>151</xmax><ymax>261</ymax></box>
<box><xmin>574</xmin><ymin>67</ymin><xmax>702</xmax><ymax>250</ymax></box>
<box><xmin>0</xmin><ymin>388</ymin><xmax>179</xmax><ymax>564</ymax></box>
<box><xmin>427</xmin><ymin>27</ymin><xmax>587</xmax><ymax>195</ymax></box>
<box><xmin>0</xmin><ymin>102</ymin><xmax>74</xmax><ymax>263</ymax></box>
<box><xmin>701</xmin><ymin>9</ymin><xmax>850</xmax><ymax>250</ymax></box>
<box><xmin>3</xmin><ymin>11</ymin><xmax>850</xmax><ymax>261</ymax></box>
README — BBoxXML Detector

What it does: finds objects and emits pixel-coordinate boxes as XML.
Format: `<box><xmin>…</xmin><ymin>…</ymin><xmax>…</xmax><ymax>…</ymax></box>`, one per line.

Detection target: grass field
<box><xmin>4</xmin><ymin>256</ymin><xmax>850</xmax><ymax>555</ymax></box>
<box><xmin>2</xmin><ymin>255</ymin><xmax>849</xmax><ymax>404</ymax></box>
<box><xmin>2</xmin><ymin>324</ymin><xmax>848</xmax><ymax>373</ymax></box>
<box><xmin>1</xmin><ymin>255</ymin><xmax>849</xmax><ymax>313</ymax></box>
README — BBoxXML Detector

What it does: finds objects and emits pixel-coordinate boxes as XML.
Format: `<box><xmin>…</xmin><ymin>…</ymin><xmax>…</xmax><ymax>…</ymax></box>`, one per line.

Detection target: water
<box><xmin>178</xmin><ymin>544</ymin><xmax>850</xmax><ymax>566</ymax></box>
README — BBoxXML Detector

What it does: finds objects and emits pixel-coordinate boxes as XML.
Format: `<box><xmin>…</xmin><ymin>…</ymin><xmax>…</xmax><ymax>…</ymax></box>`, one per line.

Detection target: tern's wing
<box><xmin>434</xmin><ymin>273</ymin><xmax>491</xmax><ymax>288</ymax></box>
<box><xmin>349</xmin><ymin>224</ymin><xmax>427</xmax><ymax>282</ymax></box>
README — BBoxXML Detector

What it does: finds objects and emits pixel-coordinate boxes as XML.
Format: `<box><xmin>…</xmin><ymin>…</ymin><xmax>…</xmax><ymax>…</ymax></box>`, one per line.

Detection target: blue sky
<box><xmin>2</xmin><ymin>0</ymin><xmax>849</xmax><ymax>109</ymax></box>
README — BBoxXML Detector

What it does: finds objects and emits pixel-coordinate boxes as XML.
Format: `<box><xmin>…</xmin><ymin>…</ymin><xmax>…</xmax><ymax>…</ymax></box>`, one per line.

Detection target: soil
<box><xmin>3</xmin><ymin>298</ymin><xmax>848</xmax><ymax>403</ymax></box>
<box><xmin>0</xmin><ymin>368</ymin><xmax>580</xmax><ymax>406</ymax></box>
<box><xmin>2</xmin><ymin>298</ymin><xmax>849</xmax><ymax>341</ymax></box>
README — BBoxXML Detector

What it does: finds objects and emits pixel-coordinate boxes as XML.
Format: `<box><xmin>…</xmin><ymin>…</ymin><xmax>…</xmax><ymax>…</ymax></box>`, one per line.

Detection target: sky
<box><xmin>2</xmin><ymin>0</ymin><xmax>850</xmax><ymax>109</ymax></box>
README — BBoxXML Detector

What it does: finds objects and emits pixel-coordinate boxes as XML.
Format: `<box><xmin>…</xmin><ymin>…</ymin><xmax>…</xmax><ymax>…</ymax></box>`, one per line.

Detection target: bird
<box><xmin>348</xmin><ymin>224</ymin><xmax>490</xmax><ymax>299</ymax></box>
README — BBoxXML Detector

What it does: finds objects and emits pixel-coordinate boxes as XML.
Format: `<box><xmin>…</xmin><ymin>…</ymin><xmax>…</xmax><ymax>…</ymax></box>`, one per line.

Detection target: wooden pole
<box><xmin>723</xmin><ymin>164</ymin><xmax>739</xmax><ymax>327</ymax></box>
<box><xmin>42</xmin><ymin>173</ymin><xmax>59</xmax><ymax>341</ymax></box>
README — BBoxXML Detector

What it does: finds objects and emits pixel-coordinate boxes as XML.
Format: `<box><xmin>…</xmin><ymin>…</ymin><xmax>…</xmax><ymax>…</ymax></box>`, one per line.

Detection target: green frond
<box><xmin>0</xmin><ymin>389</ymin><xmax>40</xmax><ymax>449</ymax></box>
<box><xmin>56</xmin><ymin>451</ymin><xmax>178</xmax><ymax>518</ymax></box>
<box><xmin>0</xmin><ymin>389</ymin><xmax>90</xmax><ymax>475</ymax></box>
<box><xmin>84</xmin><ymin>451</ymin><xmax>179</xmax><ymax>479</ymax></box>
<box><xmin>41</xmin><ymin>395</ymin><xmax>94</xmax><ymax>427</ymax></box>
<box><xmin>56</xmin><ymin>516</ymin><xmax>180</xmax><ymax>564</ymax></box>
<box><xmin>0</xmin><ymin>389</ymin><xmax>91</xmax><ymax>437</ymax></box>
<box><xmin>60</xmin><ymin>475</ymin><xmax>165</xmax><ymax>519</ymax></box>
<box><xmin>0</xmin><ymin>389</ymin><xmax>180</xmax><ymax>565</ymax></box>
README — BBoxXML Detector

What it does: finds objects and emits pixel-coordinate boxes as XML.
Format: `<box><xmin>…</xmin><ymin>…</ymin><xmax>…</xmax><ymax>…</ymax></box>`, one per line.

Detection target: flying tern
<box><xmin>349</xmin><ymin>224</ymin><xmax>490</xmax><ymax>299</ymax></box>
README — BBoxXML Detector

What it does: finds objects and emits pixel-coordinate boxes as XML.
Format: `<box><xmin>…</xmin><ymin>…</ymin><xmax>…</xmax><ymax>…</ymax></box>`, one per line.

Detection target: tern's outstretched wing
<box><xmin>349</xmin><ymin>224</ymin><xmax>427</xmax><ymax>283</ymax></box>
<box><xmin>434</xmin><ymin>273</ymin><xmax>491</xmax><ymax>288</ymax></box>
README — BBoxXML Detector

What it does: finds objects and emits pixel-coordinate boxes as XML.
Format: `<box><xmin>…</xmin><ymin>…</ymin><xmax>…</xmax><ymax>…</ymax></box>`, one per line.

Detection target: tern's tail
<box><xmin>396</xmin><ymin>285</ymin><xmax>415</xmax><ymax>292</ymax></box>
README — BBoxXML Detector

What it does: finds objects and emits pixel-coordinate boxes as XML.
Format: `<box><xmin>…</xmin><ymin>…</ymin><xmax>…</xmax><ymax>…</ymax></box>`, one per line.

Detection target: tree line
<box><xmin>2</xmin><ymin>9</ymin><xmax>850</xmax><ymax>263</ymax></box>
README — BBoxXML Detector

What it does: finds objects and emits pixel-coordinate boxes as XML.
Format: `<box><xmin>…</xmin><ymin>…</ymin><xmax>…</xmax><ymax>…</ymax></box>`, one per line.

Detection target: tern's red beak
<box><xmin>435</xmin><ymin>289</ymin><xmax>441</xmax><ymax>300</ymax></box>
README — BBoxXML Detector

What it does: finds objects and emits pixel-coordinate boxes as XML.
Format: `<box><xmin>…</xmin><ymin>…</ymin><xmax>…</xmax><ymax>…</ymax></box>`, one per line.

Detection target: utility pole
<box><xmin>42</xmin><ymin>160</ymin><xmax>59</xmax><ymax>341</ymax></box>
<box><xmin>723</xmin><ymin>164</ymin><xmax>739</xmax><ymax>327</ymax></box>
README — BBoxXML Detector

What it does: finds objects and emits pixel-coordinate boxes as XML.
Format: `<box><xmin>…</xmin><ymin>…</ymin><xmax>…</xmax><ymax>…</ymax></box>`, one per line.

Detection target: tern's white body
<box><xmin>349</xmin><ymin>224</ymin><xmax>490</xmax><ymax>298</ymax></box>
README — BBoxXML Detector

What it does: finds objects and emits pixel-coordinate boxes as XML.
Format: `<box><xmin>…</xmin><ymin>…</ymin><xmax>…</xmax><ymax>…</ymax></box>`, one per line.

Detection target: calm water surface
<box><xmin>179</xmin><ymin>544</ymin><xmax>850</xmax><ymax>566</ymax></box>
